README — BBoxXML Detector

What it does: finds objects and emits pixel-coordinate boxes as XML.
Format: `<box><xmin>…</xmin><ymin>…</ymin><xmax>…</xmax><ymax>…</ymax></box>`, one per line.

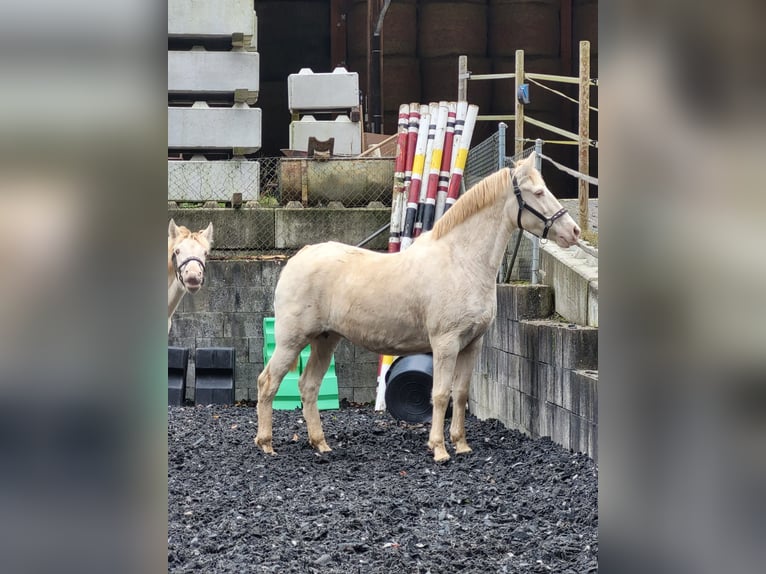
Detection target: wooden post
<box><xmin>514</xmin><ymin>50</ymin><xmax>524</xmax><ymax>157</ymax></box>
<box><xmin>578</xmin><ymin>41</ymin><xmax>590</xmax><ymax>232</ymax></box>
<box><xmin>458</xmin><ymin>55</ymin><xmax>468</xmax><ymax>101</ymax></box>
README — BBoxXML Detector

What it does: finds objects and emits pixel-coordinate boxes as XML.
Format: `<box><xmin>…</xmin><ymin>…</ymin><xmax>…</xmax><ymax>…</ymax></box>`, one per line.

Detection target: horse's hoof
<box><xmin>312</xmin><ymin>441</ymin><xmax>332</xmax><ymax>453</ymax></box>
<box><xmin>254</xmin><ymin>436</ymin><xmax>274</xmax><ymax>454</ymax></box>
<box><xmin>433</xmin><ymin>447</ymin><xmax>451</xmax><ymax>463</ymax></box>
<box><xmin>455</xmin><ymin>444</ymin><xmax>473</xmax><ymax>455</ymax></box>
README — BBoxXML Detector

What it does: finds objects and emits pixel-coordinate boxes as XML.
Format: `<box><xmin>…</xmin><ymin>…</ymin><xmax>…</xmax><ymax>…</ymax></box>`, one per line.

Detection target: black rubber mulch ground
<box><xmin>168</xmin><ymin>405</ymin><xmax>598</xmax><ymax>573</ymax></box>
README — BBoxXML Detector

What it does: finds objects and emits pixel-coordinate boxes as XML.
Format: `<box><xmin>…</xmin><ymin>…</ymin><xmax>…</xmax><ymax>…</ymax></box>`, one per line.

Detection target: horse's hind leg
<box><xmin>255</xmin><ymin>344</ymin><xmax>302</xmax><ymax>454</ymax></box>
<box><xmin>450</xmin><ymin>335</ymin><xmax>483</xmax><ymax>455</ymax></box>
<box><xmin>299</xmin><ymin>334</ymin><xmax>340</xmax><ymax>453</ymax></box>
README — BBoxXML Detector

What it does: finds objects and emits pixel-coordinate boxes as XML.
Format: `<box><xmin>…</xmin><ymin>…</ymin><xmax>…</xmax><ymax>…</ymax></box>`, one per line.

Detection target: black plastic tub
<box><xmin>385</xmin><ymin>354</ymin><xmax>435</xmax><ymax>423</ymax></box>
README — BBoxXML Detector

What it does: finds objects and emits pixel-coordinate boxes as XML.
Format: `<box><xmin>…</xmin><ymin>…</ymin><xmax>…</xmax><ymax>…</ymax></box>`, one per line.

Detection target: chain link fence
<box><xmin>462</xmin><ymin>124</ymin><xmax>537</xmax><ymax>283</ymax></box>
<box><xmin>168</xmin><ymin>155</ymin><xmax>397</xmax><ymax>254</ymax></box>
<box><xmin>167</xmin><ymin>124</ymin><xmax>548</xmax><ymax>271</ymax></box>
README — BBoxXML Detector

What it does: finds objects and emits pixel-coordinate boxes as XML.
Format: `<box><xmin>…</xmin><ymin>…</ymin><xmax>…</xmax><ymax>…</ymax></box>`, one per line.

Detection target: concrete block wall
<box><xmin>469</xmin><ymin>284</ymin><xmax>599</xmax><ymax>460</ymax></box>
<box><xmin>169</xmin><ymin>259</ymin><xmax>380</xmax><ymax>404</ymax></box>
<box><xmin>168</xmin><ymin>0</ymin><xmax>261</xmax><ymax>201</ymax></box>
<box><xmin>167</xmin><ymin>207</ymin><xmax>390</xmax><ymax>251</ymax></box>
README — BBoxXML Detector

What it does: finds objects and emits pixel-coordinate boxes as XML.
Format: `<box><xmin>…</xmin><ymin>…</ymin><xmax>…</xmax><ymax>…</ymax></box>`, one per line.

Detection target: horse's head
<box><xmin>509</xmin><ymin>153</ymin><xmax>580</xmax><ymax>248</ymax></box>
<box><xmin>168</xmin><ymin>219</ymin><xmax>213</xmax><ymax>294</ymax></box>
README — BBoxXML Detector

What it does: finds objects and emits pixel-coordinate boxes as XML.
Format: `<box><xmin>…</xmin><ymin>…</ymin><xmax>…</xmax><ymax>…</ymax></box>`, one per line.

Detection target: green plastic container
<box><xmin>262</xmin><ymin>317</ymin><xmax>340</xmax><ymax>411</ymax></box>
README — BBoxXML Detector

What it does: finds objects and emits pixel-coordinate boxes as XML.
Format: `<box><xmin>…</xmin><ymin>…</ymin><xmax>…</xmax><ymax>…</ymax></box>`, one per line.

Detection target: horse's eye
<box><xmin>534</xmin><ymin>188</ymin><xmax>545</xmax><ymax>196</ymax></box>
<box><xmin>175</xmin><ymin>248</ymin><xmax>180</xmax><ymax>255</ymax></box>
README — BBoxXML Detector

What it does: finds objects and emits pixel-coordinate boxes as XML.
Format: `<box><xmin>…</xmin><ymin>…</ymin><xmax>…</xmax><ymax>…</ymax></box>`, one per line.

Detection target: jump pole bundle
<box><xmin>376</xmin><ymin>101</ymin><xmax>479</xmax><ymax>411</ymax></box>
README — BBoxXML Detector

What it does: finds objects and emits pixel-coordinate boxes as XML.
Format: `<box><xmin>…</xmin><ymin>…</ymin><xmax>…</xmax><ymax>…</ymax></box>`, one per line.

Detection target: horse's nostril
<box><xmin>574</xmin><ymin>226</ymin><xmax>581</xmax><ymax>238</ymax></box>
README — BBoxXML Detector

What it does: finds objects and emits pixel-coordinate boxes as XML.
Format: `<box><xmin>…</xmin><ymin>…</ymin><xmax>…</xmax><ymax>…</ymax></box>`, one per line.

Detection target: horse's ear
<box><xmin>201</xmin><ymin>222</ymin><xmax>214</xmax><ymax>244</ymax></box>
<box><xmin>168</xmin><ymin>219</ymin><xmax>178</xmax><ymax>239</ymax></box>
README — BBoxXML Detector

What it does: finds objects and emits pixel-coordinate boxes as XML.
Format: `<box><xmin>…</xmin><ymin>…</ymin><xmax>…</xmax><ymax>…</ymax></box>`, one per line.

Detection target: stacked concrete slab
<box><xmin>470</xmin><ymin>284</ymin><xmax>598</xmax><ymax>460</ymax></box>
<box><xmin>168</xmin><ymin>0</ymin><xmax>262</xmax><ymax>202</ymax></box>
<box><xmin>287</xmin><ymin>68</ymin><xmax>362</xmax><ymax>156</ymax></box>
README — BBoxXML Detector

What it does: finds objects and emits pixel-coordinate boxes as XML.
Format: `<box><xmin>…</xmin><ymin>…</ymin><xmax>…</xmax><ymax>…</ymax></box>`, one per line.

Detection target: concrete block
<box><xmin>571</xmin><ymin>369</ymin><xmax>598</xmax><ymax>422</ymax></box>
<box><xmin>167</xmin><ymin>208</ymin><xmax>276</xmax><ymax>250</ymax></box>
<box><xmin>545</xmin><ymin>403</ymin><xmax>572</xmax><ymax>451</ymax></box>
<box><xmin>510</xmin><ymin>285</ymin><xmax>553</xmax><ymax>321</ymax></box>
<box><xmin>519</xmin><ymin>358</ymin><xmax>545</xmax><ymax>399</ymax></box>
<box><xmin>587</xmin><ymin>280</ymin><xmax>598</xmax><ymax>328</ymax></box>
<box><xmin>274</xmin><ymin>208</ymin><xmax>390</xmax><ymax>250</ymax></box>
<box><xmin>505</xmin><ymin>353</ymin><xmax>522</xmax><ymax>390</ymax></box>
<box><xmin>534</xmin><ymin>320</ymin><xmax>562</xmax><ymax>366</ymax></box>
<box><xmin>353</xmin><ymin>386</ymin><xmax>377</xmax><ymax>405</ymax></box>
<box><xmin>338</xmin><ymin>386</ymin><xmax>354</xmax><ymax>404</ymax></box>
<box><xmin>260</xmin><ymin>261</ymin><xmax>285</xmax><ymax>289</ymax></box>
<box><xmin>222</xmin><ymin>313</ymin><xmax>264</xmax><ymax>338</ymax></box>
<box><xmin>171</xmin><ymin>312</ymin><xmax>225</xmax><ymax>338</ymax></box>
<box><xmin>336</xmin><ymin>363</ymin><xmax>377</xmax><ymax>390</ymax></box>
<box><xmin>353</xmin><ymin>345</ymin><xmax>379</xmax><ymax>364</ymax></box>
<box><xmin>558</xmin><ymin>324</ymin><xmax>598</xmax><ymax>370</ymax></box>
<box><xmin>520</xmin><ymin>392</ymin><xmax>544</xmax><ymax>438</ymax></box>
<box><xmin>287</xmin><ymin>68</ymin><xmax>360</xmax><ymax>112</ymax></box>
<box><xmin>289</xmin><ymin>115</ymin><xmax>362</xmax><ymax>156</ymax></box>
<box><xmin>168</xmin><ymin>49</ymin><xmax>260</xmax><ymax>96</ymax></box>
<box><xmin>169</xmin><ymin>0</ymin><xmax>257</xmax><ymax>44</ymax></box>
<box><xmin>168</xmin><ymin>104</ymin><xmax>262</xmax><ymax>152</ymax></box>
<box><xmin>517</xmin><ymin>320</ymin><xmax>541</xmax><ymax>362</ymax></box>
<box><xmin>468</xmin><ymin>373</ymin><xmax>489</xmax><ymax>419</ymax></box>
<box><xmin>334</xmin><ymin>339</ymin><xmax>355</xmax><ymax>364</ymax></box>
<box><xmin>168</xmin><ymin>159</ymin><xmax>260</xmax><ymax>202</ymax></box>
<box><xmin>568</xmin><ymin>414</ymin><xmax>597</xmax><ymax>459</ymax></box>
<box><xmin>235</xmin><ymin>386</ymin><xmax>248</xmax><ymax>402</ymax></box>
<box><xmin>214</xmin><ymin>259</ymin><xmax>264</xmax><ymax>287</ymax></box>
<box><xmin>539</xmin><ymin>243</ymin><xmax>598</xmax><ymax>326</ymax></box>
<box><xmin>234</xmin><ymin>362</ymin><xmax>261</xmax><ymax>392</ymax></box>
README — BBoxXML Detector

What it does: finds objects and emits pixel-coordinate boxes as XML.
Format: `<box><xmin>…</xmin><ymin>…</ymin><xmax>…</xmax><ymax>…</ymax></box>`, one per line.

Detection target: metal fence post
<box><xmin>530</xmin><ymin>138</ymin><xmax>544</xmax><ymax>284</ymax></box>
<box><xmin>498</xmin><ymin>122</ymin><xmax>507</xmax><ymax>171</ymax></box>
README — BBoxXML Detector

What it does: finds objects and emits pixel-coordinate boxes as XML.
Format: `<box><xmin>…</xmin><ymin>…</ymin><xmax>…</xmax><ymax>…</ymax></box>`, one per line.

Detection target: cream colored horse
<box><xmin>168</xmin><ymin>219</ymin><xmax>213</xmax><ymax>334</ymax></box>
<box><xmin>255</xmin><ymin>153</ymin><xmax>580</xmax><ymax>461</ymax></box>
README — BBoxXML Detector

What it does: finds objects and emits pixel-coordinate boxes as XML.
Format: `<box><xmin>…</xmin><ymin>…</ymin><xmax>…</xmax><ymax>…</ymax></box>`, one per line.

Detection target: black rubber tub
<box><xmin>385</xmin><ymin>354</ymin><xmax>446</xmax><ymax>423</ymax></box>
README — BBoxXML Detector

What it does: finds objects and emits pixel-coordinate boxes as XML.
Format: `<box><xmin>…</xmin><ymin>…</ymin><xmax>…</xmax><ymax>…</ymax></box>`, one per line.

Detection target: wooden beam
<box><xmin>515</xmin><ymin>50</ymin><xmax>524</xmax><ymax>156</ymax></box>
<box><xmin>578</xmin><ymin>41</ymin><xmax>591</xmax><ymax>232</ymax></box>
<box><xmin>330</xmin><ymin>0</ymin><xmax>350</xmax><ymax>69</ymax></box>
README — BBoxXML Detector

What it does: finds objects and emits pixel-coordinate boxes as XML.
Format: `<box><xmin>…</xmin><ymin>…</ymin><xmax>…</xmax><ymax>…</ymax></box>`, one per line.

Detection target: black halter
<box><xmin>172</xmin><ymin>253</ymin><xmax>206</xmax><ymax>287</ymax></box>
<box><xmin>512</xmin><ymin>176</ymin><xmax>569</xmax><ymax>239</ymax></box>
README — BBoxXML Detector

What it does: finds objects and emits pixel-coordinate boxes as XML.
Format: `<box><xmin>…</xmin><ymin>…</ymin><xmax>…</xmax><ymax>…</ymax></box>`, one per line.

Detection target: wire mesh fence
<box><xmin>168</xmin><ymin>156</ymin><xmax>396</xmax><ymax>207</ymax></box>
<box><xmin>167</xmin><ymin>125</ymin><xmax>544</xmax><ymax>274</ymax></box>
<box><xmin>461</xmin><ymin>126</ymin><xmax>537</xmax><ymax>283</ymax></box>
<box><xmin>168</xmin><ymin>155</ymin><xmax>397</xmax><ymax>253</ymax></box>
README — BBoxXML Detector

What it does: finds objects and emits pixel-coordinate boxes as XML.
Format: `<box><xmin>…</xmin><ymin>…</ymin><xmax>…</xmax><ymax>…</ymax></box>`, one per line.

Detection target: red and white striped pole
<box><xmin>449</xmin><ymin>101</ymin><xmax>469</xmax><ymax>181</ymax></box>
<box><xmin>434</xmin><ymin>101</ymin><xmax>457</xmax><ymax>221</ymax></box>
<box><xmin>444</xmin><ymin>104</ymin><xmax>479</xmax><ymax>213</ymax></box>
<box><xmin>387</xmin><ymin>104</ymin><xmax>410</xmax><ymax>253</ymax></box>
<box><xmin>414</xmin><ymin>102</ymin><xmax>439</xmax><ymax>238</ymax></box>
<box><xmin>421</xmin><ymin>101</ymin><xmax>449</xmax><ymax>232</ymax></box>
<box><xmin>400</xmin><ymin>104</ymin><xmax>430</xmax><ymax>251</ymax></box>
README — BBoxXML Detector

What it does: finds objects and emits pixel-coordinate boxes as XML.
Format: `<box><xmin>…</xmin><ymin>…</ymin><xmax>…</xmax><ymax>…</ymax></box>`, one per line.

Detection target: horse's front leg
<box><xmin>255</xmin><ymin>345</ymin><xmax>301</xmax><ymax>454</ymax></box>
<box><xmin>428</xmin><ymin>339</ymin><xmax>459</xmax><ymax>462</ymax></box>
<box><xmin>450</xmin><ymin>335</ymin><xmax>483</xmax><ymax>455</ymax></box>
